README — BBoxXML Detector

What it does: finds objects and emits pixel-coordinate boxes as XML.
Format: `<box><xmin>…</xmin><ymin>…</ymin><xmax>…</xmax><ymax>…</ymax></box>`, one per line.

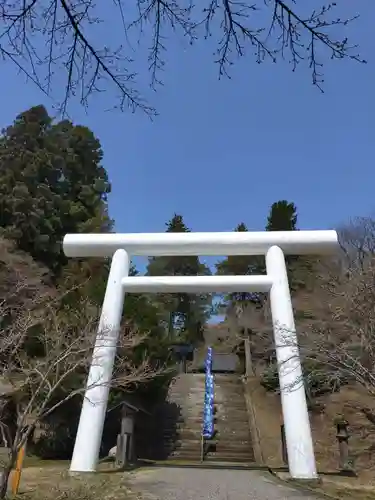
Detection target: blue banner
<box><xmin>202</xmin><ymin>347</ymin><xmax>214</xmax><ymax>439</ymax></box>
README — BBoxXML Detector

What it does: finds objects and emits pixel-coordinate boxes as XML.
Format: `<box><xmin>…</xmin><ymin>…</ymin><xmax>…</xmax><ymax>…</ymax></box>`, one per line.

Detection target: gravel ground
<box><xmin>128</xmin><ymin>467</ymin><xmax>321</xmax><ymax>500</ymax></box>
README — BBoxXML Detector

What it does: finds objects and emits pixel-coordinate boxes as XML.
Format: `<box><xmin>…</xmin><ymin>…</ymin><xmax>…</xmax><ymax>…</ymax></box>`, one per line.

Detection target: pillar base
<box><xmin>289</xmin><ymin>477</ymin><xmax>321</xmax><ymax>485</ymax></box>
<box><xmin>68</xmin><ymin>470</ymin><xmax>95</xmax><ymax>476</ymax></box>
<box><xmin>272</xmin><ymin>469</ymin><xmax>321</xmax><ymax>484</ymax></box>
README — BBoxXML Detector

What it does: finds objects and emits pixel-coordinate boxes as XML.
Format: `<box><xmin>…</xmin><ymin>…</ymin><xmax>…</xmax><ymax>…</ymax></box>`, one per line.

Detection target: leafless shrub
<box><xmin>0</xmin><ymin>280</ymin><xmax>165</xmax><ymax>497</ymax></box>
<box><xmin>261</xmin><ymin>248</ymin><xmax>375</xmax><ymax>419</ymax></box>
<box><xmin>338</xmin><ymin>216</ymin><xmax>375</xmax><ymax>271</ymax></box>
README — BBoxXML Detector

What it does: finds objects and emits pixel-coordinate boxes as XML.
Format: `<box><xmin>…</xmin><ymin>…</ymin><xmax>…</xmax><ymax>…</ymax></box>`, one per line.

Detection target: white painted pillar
<box><xmin>70</xmin><ymin>249</ymin><xmax>130</xmax><ymax>472</ymax></box>
<box><xmin>265</xmin><ymin>245</ymin><xmax>317</xmax><ymax>479</ymax></box>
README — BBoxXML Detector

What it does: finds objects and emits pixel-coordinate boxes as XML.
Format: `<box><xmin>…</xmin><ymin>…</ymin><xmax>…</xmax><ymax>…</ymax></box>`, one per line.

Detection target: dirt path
<box><xmin>128</xmin><ymin>467</ymin><xmax>321</xmax><ymax>500</ymax></box>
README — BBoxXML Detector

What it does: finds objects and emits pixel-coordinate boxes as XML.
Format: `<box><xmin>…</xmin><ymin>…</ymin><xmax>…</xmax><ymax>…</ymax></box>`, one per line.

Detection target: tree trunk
<box><xmin>244</xmin><ymin>337</ymin><xmax>255</xmax><ymax>377</ymax></box>
<box><xmin>0</xmin><ymin>465</ymin><xmax>12</xmax><ymax>499</ymax></box>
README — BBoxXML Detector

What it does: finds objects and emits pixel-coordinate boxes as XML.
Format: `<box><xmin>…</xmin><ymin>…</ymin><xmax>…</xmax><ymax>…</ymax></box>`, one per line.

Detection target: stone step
<box><xmin>168</xmin><ymin>390</ymin><xmax>244</xmax><ymax>397</ymax></box>
<box><xmin>162</xmin><ymin>408</ymin><xmax>247</xmax><ymax>417</ymax></box>
<box><xmin>216</xmin><ymin>400</ymin><xmax>247</xmax><ymax>407</ymax></box>
<box><xmin>159</xmin><ymin>415</ymin><xmax>250</xmax><ymax>427</ymax></box>
<box><xmin>160</xmin><ymin>403</ymin><xmax>248</xmax><ymax>413</ymax></box>
<box><xmin>157</xmin><ymin>424</ymin><xmax>250</xmax><ymax>435</ymax></box>
<box><xmin>167</xmin><ymin>393</ymin><xmax>246</xmax><ymax>402</ymax></box>
<box><xmin>169</xmin><ymin>376</ymin><xmax>243</xmax><ymax>387</ymax></box>
<box><xmin>155</xmin><ymin>373</ymin><xmax>254</xmax><ymax>465</ymax></box>
<box><xmin>160</xmin><ymin>410</ymin><xmax>249</xmax><ymax>419</ymax></box>
<box><xmin>161</xmin><ymin>402</ymin><xmax>244</xmax><ymax>412</ymax></box>
<box><xmin>205</xmin><ymin>453</ymin><xmax>255</xmax><ymax>462</ymax></box>
<box><xmin>169</xmin><ymin>380</ymin><xmax>244</xmax><ymax>390</ymax></box>
<box><xmin>157</xmin><ymin>422</ymin><xmax>250</xmax><ymax>437</ymax></box>
<box><xmin>161</xmin><ymin>428</ymin><xmax>252</xmax><ymax>440</ymax></box>
<box><xmin>168</xmin><ymin>397</ymin><xmax>245</xmax><ymax>405</ymax></box>
<box><xmin>169</xmin><ymin>379</ymin><xmax>206</xmax><ymax>386</ymax></box>
<box><xmin>165</xmin><ymin>402</ymin><xmax>247</xmax><ymax>411</ymax></box>
<box><xmin>216</xmin><ymin>412</ymin><xmax>250</xmax><ymax>419</ymax></box>
<box><xmin>167</xmin><ymin>393</ymin><xmax>245</xmax><ymax>402</ymax></box>
<box><xmin>162</xmin><ymin>440</ymin><xmax>253</xmax><ymax>452</ymax></box>
<box><xmin>168</xmin><ymin>383</ymin><xmax>205</xmax><ymax>389</ymax></box>
<box><xmin>159</xmin><ymin>424</ymin><xmax>250</xmax><ymax>434</ymax></box>
<box><xmin>172</xmin><ymin>373</ymin><xmax>242</xmax><ymax>379</ymax></box>
<box><xmin>168</xmin><ymin>450</ymin><xmax>255</xmax><ymax>462</ymax></box>
<box><xmin>156</xmin><ymin>431</ymin><xmax>251</xmax><ymax>441</ymax></box>
<box><xmin>163</xmin><ymin>403</ymin><xmax>248</xmax><ymax>410</ymax></box>
<box><xmin>170</xmin><ymin>377</ymin><xmax>243</xmax><ymax>385</ymax></box>
<box><xmin>166</xmin><ymin>452</ymin><xmax>201</xmax><ymax>461</ymax></box>
<box><xmin>155</xmin><ymin>423</ymin><xmax>250</xmax><ymax>439</ymax></box>
<box><xmin>162</xmin><ymin>408</ymin><xmax>204</xmax><ymax>415</ymax></box>
<box><xmin>178</xmin><ymin>382</ymin><xmax>245</xmax><ymax>389</ymax></box>
<box><xmin>159</xmin><ymin>442</ymin><xmax>253</xmax><ymax>453</ymax></box>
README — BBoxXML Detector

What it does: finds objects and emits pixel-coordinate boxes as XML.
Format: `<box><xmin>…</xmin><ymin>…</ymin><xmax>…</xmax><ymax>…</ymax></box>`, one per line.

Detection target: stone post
<box><xmin>335</xmin><ymin>417</ymin><xmax>355</xmax><ymax>475</ymax></box>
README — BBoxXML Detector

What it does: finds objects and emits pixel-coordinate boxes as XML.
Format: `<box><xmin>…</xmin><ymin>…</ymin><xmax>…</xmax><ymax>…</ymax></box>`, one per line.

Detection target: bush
<box><xmin>260</xmin><ymin>359</ymin><xmax>349</xmax><ymax>411</ymax></box>
<box><xmin>260</xmin><ymin>362</ymin><xmax>279</xmax><ymax>392</ymax></box>
<box><xmin>32</xmin><ymin>397</ymin><xmax>81</xmax><ymax>459</ymax></box>
<box><xmin>33</xmin><ymin>426</ymin><xmax>76</xmax><ymax>460</ymax></box>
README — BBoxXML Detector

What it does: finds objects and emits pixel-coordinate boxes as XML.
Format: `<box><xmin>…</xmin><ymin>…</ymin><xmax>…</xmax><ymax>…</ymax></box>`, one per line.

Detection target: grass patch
<box><xmin>287</xmin><ymin>475</ymin><xmax>375</xmax><ymax>500</ymax></box>
<box><xmin>7</xmin><ymin>462</ymin><xmax>141</xmax><ymax>500</ymax></box>
<box><xmin>318</xmin><ymin>476</ymin><xmax>375</xmax><ymax>500</ymax></box>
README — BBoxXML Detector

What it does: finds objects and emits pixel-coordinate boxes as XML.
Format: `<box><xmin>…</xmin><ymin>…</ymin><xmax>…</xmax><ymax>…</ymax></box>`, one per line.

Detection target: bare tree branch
<box><xmin>0</xmin><ymin>275</ymin><xmax>166</xmax><ymax>495</ymax></box>
<box><xmin>263</xmin><ymin>235</ymin><xmax>375</xmax><ymax>410</ymax></box>
<box><xmin>0</xmin><ymin>0</ymin><xmax>363</xmax><ymax>114</ymax></box>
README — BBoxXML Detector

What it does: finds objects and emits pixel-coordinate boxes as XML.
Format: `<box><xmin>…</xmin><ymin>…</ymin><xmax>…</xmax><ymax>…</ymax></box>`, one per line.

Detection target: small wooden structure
<box><xmin>114</xmin><ymin>400</ymin><xmax>150</xmax><ymax>468</ymax></box>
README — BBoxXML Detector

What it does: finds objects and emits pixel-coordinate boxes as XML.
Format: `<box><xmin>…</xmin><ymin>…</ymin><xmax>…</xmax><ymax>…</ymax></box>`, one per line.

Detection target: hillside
<box><xmin>204</xmin><ymin>321</ymin><xmax>375</xmax><ymax>475</ymax></box>
<box><xmin>247</xmin><ymin>378</ymin><xmax>375</xmax><ymax>473</ymax></box>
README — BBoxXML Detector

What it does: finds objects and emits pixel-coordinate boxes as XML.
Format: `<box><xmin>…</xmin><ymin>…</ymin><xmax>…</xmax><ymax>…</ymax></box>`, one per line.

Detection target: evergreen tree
<box><xmin>0</xmin><ymin>105</ymin><xmax>112</xmax><ymax>277</ymax></box>
<box><xmin>215</xmin><ymin>223</ymin><xmax>263</xmax><ymax>344</ymax></box>
<box><xmin>216</xmin><ymin>202</ymin><xmax>299</xmax><ymax>296</ymax></box>
<box><xmin>216</xmin><ymin>222</ymin><xmax>261</xmax><ymax>304</ymax></box>
<box><xmin>147</xmin><ymin>214</ymin><xmax>211</xmax><ymax>344</ymax></box>
<box><xmin>264</xmin><ymin>199</ymin><xmax>298</xmax><ymax>288</ymax></box>
<box><xmin>266</xmin><ymin>200</ymin><xmax>297</xmax><ymax>231</ymax></box>
<box><xmin>216</xmin><ymin>223</ymin><xmax>250</xmax><ymax>277</ymax></box>
<box><xmin>265</xmin><ymin>199</ymin><xmax>315</xmax><ymax>293</ymax></box>
<box><xmin>216</xmin><ymin>202</ymin><xmax>300</xmax><ymax>342</ymax></box>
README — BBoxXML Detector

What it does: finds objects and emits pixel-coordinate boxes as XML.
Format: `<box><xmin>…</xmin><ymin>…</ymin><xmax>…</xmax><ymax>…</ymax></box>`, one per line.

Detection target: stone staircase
<box><xmin>151</xmin><ymin>373</ymin><xmax>255</xmax><ymax>463</ymax></box>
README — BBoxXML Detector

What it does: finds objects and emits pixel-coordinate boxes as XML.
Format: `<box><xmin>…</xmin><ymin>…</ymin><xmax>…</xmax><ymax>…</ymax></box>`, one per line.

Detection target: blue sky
<box><xmin>0</xmin><ymin>1</ymin><xmax>373</xmax><ymax>278</ymax></box>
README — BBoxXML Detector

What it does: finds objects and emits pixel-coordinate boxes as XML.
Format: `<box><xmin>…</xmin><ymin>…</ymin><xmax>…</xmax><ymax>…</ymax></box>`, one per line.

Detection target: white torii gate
<box><xmin>63</xmin><ymin>230</ymin><xmax>339</xmax><ymax>479</ymax></box>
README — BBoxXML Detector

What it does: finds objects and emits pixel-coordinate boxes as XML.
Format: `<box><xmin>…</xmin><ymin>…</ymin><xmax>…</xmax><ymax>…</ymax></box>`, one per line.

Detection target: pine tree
<box><xmin>266</xmin><ymin>200</ymin><xmax>297</xmax><ymax>231</ymax></box>
<box><xmin>264</xmin><ymin>199</ymin><xmax>299</xmax><ymax>288</ymax></box>
<box><xmin>265</xmin><ymin>200</ymin><xmax>316</xmax><ymax>293</ymax></box>
<box><xmin>216</xmin><ymin>222</ymin><xmax>261</xmax><ymax>303</ymax></box>
<box><xmin>216</xmin><ymin>224</ymin><xmax>262</xmax><ymax>301</ymax></box>
<box><xmin>216</xmin><ymin>202</ymin><xmax>299</xmax><ymax>301</ymax></box>
<box><xmin>147</xmin><ymin>214</ymin><xmax>211</xmax><ymax>344</ymax></box>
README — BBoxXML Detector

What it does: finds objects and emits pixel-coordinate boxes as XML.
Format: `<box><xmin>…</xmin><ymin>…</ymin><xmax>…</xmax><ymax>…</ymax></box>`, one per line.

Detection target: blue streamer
<box><xmin>202</xmin><ymin>347</ymin><xmax>215</xmax><ymax>439</ymax></box>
